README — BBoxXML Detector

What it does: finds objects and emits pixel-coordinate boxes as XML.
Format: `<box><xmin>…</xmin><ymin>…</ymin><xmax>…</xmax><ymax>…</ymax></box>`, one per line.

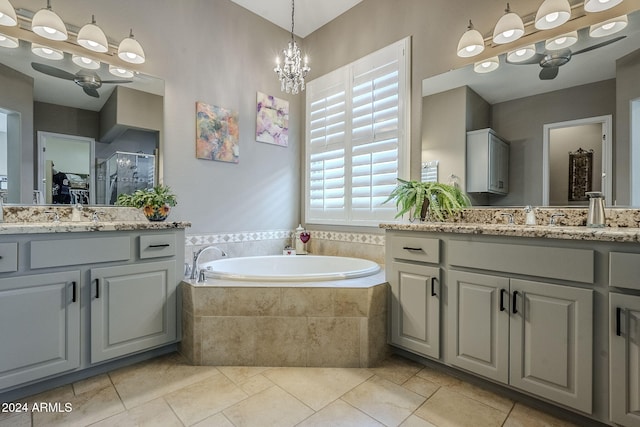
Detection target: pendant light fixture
<box><xmin>0</xmin><ymin>33</ymin><xmax>18</xmax><ymax>48</ymax></box>
<box><xmin>584</xmin><ymin>0</ymin><xmax>623</xmax><ymax>12</ymax></box>
<box><xmin>0</xmin><ymin>0</ymin><xmax>17</xmax><ymax>27</ymax></box>
<box><xmin>109</xmin><ymin>65</ymin><xmax>134</xmax><ymax>79</ymax></box>
<box><xmin>507</xmin><ymin>44</ymin><xmax>536</xmax><ymax>62</ymax></box>
<box><xmin>535</xmin><ymin>0</ymin><xmax>571</xmax><ymax>30</ymax></box>
<box><xmin>31</xmin><ymin>0</ymin><xmax>67</xmax><ymax>41</ymax></box>
<box><xmin>545</xmin><ymin>31</ymin><xmax>578</xmax><ymax>50</ymax></box>
<box><xmin>31</xmin><ymin>43</ymin><xmax>63</xmax><ymax>60</ymax></box>
<box><xmin>457</xmin><ymin>20</ymin><xmax>485</xmax><ymax>58</ymax></box>
<box><xmin>72</xmin><ymin>54</ymin><xmax>100</xmax><ymax>70</ymax></box>
<box><xmin>273</xmin><ymin>0</ymin><xmax>310</xmax><ymax>94</ymax></box>
<box><xmin>118</xmin><ymin>29</ymin><xmax>145</xmax><ymax>64</ymax></box>
<box><xmin>589</xmin><ymin>15</ymin><xmax>628</xmax><ymax>37</ymax></box>
<box><xmin>474</xmin><ymin>56</ymin><xmax>500</xmax><ymax>73</ymax></box>
<box><xmin>493</xmin><ymin>3</ymin><xmax>524</xmax><ymax>44</ymax></box>
<box><xmin>77</xmin><ymin>15</ymin><xmax>108</xmax><ymax>53</ymax></box>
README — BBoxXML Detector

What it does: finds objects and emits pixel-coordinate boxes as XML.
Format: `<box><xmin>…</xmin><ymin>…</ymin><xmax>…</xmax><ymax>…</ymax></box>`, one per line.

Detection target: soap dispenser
<box><xmin>524</xmin><ymin>205</ymin><xmax>536</xmax><ymax>225</ymax></box>
<box><xmin>294</xmin><ymin>224</ymin><xmax>307</xmax><ymax>255</ymax></box>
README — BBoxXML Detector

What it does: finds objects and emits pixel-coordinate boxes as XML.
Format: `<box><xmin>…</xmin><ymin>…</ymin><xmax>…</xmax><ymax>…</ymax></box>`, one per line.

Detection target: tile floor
<box><xmin>0</xmin><ymin>353</ymin><xmax>581</xmax><ymax>427</ymax></box>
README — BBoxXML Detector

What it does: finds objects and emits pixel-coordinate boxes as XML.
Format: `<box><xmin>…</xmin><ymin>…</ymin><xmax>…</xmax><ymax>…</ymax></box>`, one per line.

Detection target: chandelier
<box><xmin>273</xmin><ymin>0</ymin><xmax>310</xmax><ymax>94</ymax></box>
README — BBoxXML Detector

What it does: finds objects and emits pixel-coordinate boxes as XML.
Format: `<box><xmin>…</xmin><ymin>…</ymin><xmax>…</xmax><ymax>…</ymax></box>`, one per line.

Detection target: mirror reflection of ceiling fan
<box><xmin>506</xmin><ymin>35</ymin><xmax>626</xmax><ymax>80</ymax></box>
<box><xmin>31</xmin><ymin>62</ymin><xmax>133</xmax><ymax>98</ymax></box>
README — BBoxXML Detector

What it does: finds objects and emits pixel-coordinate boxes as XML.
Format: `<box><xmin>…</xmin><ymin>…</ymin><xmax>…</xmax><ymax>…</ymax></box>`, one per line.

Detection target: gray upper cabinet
<box><xmin>466</xmin><ymin>128</ymin><xmax>510</xmax><ymax>195</ymax></box>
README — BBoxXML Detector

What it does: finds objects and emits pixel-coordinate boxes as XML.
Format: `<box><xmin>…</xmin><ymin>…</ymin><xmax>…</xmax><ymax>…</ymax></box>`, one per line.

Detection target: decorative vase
<box><xmin>143</xmin><ymin>204</ymin><xmax>170</xmax><ymax>221</ymax></box>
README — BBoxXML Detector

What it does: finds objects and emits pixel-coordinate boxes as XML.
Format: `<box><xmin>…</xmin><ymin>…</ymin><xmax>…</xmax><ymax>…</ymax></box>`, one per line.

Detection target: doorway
<box><xmin>542</xmin><ymin>116</ymin><xmax>612</xmax><ymax>206</ymax></box>
<box><xmin>37</xmin><ymin>131</ymin><xmax>95</xmax><ymax>205</ymax></box>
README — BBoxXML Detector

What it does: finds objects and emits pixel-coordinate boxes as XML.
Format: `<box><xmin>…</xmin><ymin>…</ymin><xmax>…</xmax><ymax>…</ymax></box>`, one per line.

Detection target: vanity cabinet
<box><xmin>0</xmin><ymin>271</ymin><xmax>81</xmax><ymax>390</ymax></box>
<box><xmin>466</xmin><ymin>128</ymin><xmax>509</xmax><ymax>195</ymax></box>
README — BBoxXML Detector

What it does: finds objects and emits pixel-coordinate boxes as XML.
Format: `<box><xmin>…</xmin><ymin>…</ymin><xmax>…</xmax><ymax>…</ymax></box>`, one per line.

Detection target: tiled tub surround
<box><xmin>179</xmin><ymin>272</ymin><xmax>389</xmax><ymax>368</ymax></box>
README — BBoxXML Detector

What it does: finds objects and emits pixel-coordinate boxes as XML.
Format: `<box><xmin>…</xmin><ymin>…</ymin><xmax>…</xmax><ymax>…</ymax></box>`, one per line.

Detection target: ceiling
<box><xmin>229</xmin><ymin>0</ymin><xmax>363</xmax><ymax>38</ymax></box>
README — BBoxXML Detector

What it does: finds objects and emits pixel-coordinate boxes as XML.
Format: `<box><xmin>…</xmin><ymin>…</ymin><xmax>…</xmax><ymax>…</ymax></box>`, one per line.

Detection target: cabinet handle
<box><xmin>95</xmin><ymin>278</ymin><xmax>100</xmax><ymax>299</ymax></box>
<box><xmin>512</xmin><ymin>290</ymin><xmax>519</xmax><ymax>314</ymax></box>
<box><xmin>431</xmin><ymin>277</ymin><xmax>437</xmax><ymax>296</ymax></box>
<box><xmin>499</xmin><ymin>288</ymin><xmax>507</xmax><ymax>312</ymax></box>
<box><xmin>402</xmin><ymin>246</ymin><xmax>424</xmax><ymax>252</ymax></box>
<box><xmin>616</xmin><ymin>307</ymin><xmax>622</xmax><ymax>337</ymax></box>
<box><xmin>72</xmin><ymin>281</ymin><xmax>77</xmax><ymax>303</ymax></box>
<box><xmin>148</xmin><ymin>243</ymin><xmax>170</xmax><ymax>248</ymax></box>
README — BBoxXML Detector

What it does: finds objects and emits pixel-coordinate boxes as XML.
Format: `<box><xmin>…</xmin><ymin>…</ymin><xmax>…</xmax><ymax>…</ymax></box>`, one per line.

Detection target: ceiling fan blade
<box><xmin>31</xmin><ymin>62</ymin><xmax>76</xmax><ymax>80</ymax></box>
<box><xmin>506</xmin><ymin>53</ymin><xmax>545</xmax><ymax>65</ymax></box>
<box><xmin>573</xmin><ymin>35</ymin><xmax>626</xmax><ymax>56</ymax></box>
<box><xmin>100</xmin><ymin>80</ymin><xmax>133</xmax><ymax>84</ymax></box>
<box><xmin>83</xmin><ymin>86</ymin><xmax>100</xmax><ymax>98</ymax></box>
<box><xmin>540</xmin><ymin>66</ymin><xmax>559</xmax><ymax>80</ymax></box>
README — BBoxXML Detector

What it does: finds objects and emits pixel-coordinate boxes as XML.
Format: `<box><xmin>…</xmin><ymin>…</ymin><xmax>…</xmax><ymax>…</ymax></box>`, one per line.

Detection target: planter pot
<box><xmin>143</xmin><ymin>204</ymin><xmax>170</xmax><ymax>221</ymax></box>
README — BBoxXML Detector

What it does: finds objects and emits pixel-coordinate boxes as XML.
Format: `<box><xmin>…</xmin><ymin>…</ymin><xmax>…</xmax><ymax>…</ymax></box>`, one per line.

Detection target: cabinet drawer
<box><xmin>139</xmin><ymin>234</ymin><xmax>176</xmax><ymax>259</ymax></box>
<box><xmin>0</xmin><ymin>243</ymin><xmax>18</xmax><ymax>273</ymax></box>
<box><xmin>449</xmin><ymin>240</ymin><xmax>594</xmax><ymax>284</ymax></box>
<box><xmin>609</xmin><ymin>252</ymin><xmax>640</xmax><ymax>290</ymax></box>
<box><xmin>389</xmin><ymin>235</ymin><xmax>440</xmax><ymax>264</ymax></box>
<box><xmin>30</xmin><ymin>236</ymin><xmax>131</xmax><ymax>269</ymax></box>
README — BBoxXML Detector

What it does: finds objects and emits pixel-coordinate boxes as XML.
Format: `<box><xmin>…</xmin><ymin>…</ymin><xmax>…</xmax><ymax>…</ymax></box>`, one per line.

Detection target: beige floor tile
<box><xmin>415</xmin><ymin>365</ymin><xmax>462</xmax><ymax>387</ymax></box>
<box><xmin>342</xmin><ymin>375</ymin><xmax>426</xmax><ymax>426</ymax></box>
<box><xmin>399</xmin><ymin>414</ymin><xmax>438</xmax><ymax>427</ymax></box>
<box><xmin>217</xmin><ymin>366</ymin><xmax>271</xmax><ymax>384</ymax></box>
<box><xmin>164</xmin><ymin>373</ymin><xmax>248</xmax><ymax>426</ymax></box>
<box><xmin>402</xmin><ymin>375</ymin><xmax>440</xmax><ymax>398</ymax></box>
<box><xmin>237</xmin><ymin>374</ymin><xmax>275</xmax><ymax>396</ymax></box>
<box><xmin>72</xmin><ymin>374</ymin><xmax>112</xmax><ymax>396</ymax></box>
<box><xmin>109</xmin><ymin>352</ymin><xmax>219</xmax><ymax>409</ymax></box>
<box><xmin>264</xmin><ymin>367</ymin><xmax>373</xmax><ymax>410</ymax></box>
<box><xmin>91</xmin><ymin>398</ymin><xmax>182</xmax><ymax>427</ymax></box>
<box><xmin>503</xmin><ymin>403</ymin><xmax>580</xmax><ymax>427</ymax></box>
<box><xmin>25</xmin><ymin>385</ymin><xmax>74</xmax><ymax>406</ymax></box>
<box><xmin>32</xmin><ymin>384</ymin><xmax>125</xmax><ymax>427</ymax></box>
<box><xmin>191</xmin><ymin>412</ymin><xmax>236</xmax><ymax>427</ymax></box>
<box><xmin>414</xmin><ymin>387</ymin><xmax>507</xmax><ymax>427</ymax></box>
<box><xmin>446</xmin><ymin>380</ymin><xmax>514</xmax><ymax>413</ymax></box>
<box><xmin>297</xmin><ymin>399</ymin><xmax>384</xmax><ymax>427</ymax></box>
<box><xmin>0</xmin><ymin>412</ymin><xmax>31</xmax><ymax>427</ymax></box>
<box><xmin>222</xmin><ymin>386</ymin><xmax>313</xmax><ymax>427</ymax></box>
<box><xmin>370</xmin><ymin>355</ymin><xmax>424</xmax><ymax>384</ymax></box>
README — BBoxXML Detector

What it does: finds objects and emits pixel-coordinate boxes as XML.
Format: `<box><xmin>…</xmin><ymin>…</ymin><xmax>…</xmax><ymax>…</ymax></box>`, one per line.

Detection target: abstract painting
<box><xmin>196</xmin><ymin>101</ymin><xmax>239</xmax><ymax>163</ymax></box>
<box><xmin>256</xmin><ymin>92</ymin><xmax>289</xmax><ymax>147</ymax></box>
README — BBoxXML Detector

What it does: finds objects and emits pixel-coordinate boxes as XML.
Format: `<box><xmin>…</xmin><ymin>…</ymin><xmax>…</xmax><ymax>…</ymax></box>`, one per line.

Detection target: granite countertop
<box><xmin>0</xmin><ymin>221</ymin><xmax>191</xmax><ymax>235</ymax></box>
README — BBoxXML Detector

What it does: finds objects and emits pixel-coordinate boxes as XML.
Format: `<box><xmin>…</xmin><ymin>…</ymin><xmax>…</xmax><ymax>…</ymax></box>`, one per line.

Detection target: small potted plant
<box><xmin>385</xmin><ymin>178</ymin><xmax>471</xmax><ymax>222</ymax></box>
<box><xmin>116</xmin><ymin>185</ymin><xmax>177</xmax><ymax>221</ymax></box>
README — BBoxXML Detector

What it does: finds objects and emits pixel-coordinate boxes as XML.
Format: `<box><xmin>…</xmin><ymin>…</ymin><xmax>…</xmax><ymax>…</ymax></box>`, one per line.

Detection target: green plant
<box><xmin>384</xmin><ymin>179</ymin><xmax>471</xmax><ymax>221</ymax></box>
<box><xmin>116</xmin><ymin>185</ymin><xmax>177</xmax><ymax>209</ymax></box>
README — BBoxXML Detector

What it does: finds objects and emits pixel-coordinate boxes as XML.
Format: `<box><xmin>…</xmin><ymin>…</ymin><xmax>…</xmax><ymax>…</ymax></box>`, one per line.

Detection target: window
<box><xmin>305</xmin><ymin>38</ymin><xmax>410</xmax><ymax>226</ymax></box>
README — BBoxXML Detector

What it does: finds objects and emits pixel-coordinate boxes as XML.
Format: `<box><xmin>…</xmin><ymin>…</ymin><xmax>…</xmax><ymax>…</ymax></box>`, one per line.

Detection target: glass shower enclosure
<box><xmin>96</xmin><ymin>151</ymin><xmax>156</xmax><ymax>205</ymax></box>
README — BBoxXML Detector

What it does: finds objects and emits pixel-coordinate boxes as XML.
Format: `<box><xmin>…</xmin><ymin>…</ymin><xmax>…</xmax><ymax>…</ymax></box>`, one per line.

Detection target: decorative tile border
<box><xmin>185</xmin><ymin>229</ymin><xmax>291</xmax><ymax>246</ymax></box>
<box><xmin>307</xmin><ymin>230</ymin><xmax>385</xmax><ymax>246</ymax></box>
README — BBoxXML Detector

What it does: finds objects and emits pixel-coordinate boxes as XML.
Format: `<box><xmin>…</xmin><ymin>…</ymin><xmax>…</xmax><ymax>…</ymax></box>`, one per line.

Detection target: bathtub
<box><xmin>200</xmin><ymin>255</ymin><xmax>381</xmax><ymax>282</ymax></box>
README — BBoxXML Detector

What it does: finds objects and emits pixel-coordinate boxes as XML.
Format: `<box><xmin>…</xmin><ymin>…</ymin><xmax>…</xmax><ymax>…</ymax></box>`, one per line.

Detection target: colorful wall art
<box><xmin>256</xmin><ymin>92</ymin><xmax>289</xmax><ymax>147</ymax></box>
<box><xmin>196</xmin><ymin>101</ymin><xmax>239</xmax><ymax>163</ymax></box>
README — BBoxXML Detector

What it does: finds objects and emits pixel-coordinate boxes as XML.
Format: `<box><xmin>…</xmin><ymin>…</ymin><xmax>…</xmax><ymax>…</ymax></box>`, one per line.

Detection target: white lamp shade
<box><xmin>0</xmin><ymin>0</ymin><xmax>17</xmax><ymax>26</ymax></box>
<box><xmin>535</xmin><ymin>0</ymin><xmax>571</xmax><ymax>30</ymax></box>
<box><xmin>457</xmin><ymin>24</ymin><xmax>485</xmax><ymax>57</ymax></box>
<box><xmin>545</xmin><ymin>31</ymin><xmax>578</xmax><ymax>50</ymax></box>
<box><xmin>474</xmin><ymin>56</ymin><xmax>500</xmax><ymax>73</ymax></box>
<box><xmin>0</xmin><ymin>32</ymin><xmax>18</xmax><ymax>48</ymax></box>
<box><xmin>589</xmin><ymin>15</ymin><xmax>628</xmax><ymax>37</ymax></box>
<box><xmin>118</xmin><ymin>31</ymin><xmax>145</xmax><ymax>64</ymax></box>
<box><xmin>584</xmin><ymin>0</ymin><xmax>623</xmax><ymax>12</ymax></box>
<box><xmin>493</xmin><ymin>8</ymin><xmax>524</xmax><ymax>44</ymax></box>
<box><xmin>507</xmin><ymin>44</ymin><xmax>536</xmax><ymax>62</ymax></box>
<box><xmin>31</xmin><ymin>43</ymin><xmax>63</xmax><ymax>60</ymax></box>
<box><xmin>32</xmin><ymin>7</ymin><xmax>67</xmax><ymax>41</ymax></box>
<box><xmin>77</xmin><ymin>19</ymin><xmax>108</xmax><ymax>53</ymax></box>
<box><xmin>72</xmin><ymin>54</ymin><xmax>100</xmax><ymax>69</ymax></box>
<box><xmin>109</xmin><ymin>65</ymin><xmax>133</xmax><ymax>78</ymax></box>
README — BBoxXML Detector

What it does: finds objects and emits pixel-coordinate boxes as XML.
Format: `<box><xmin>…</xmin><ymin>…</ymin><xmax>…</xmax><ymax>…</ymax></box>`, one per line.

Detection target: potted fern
<box><xmin>115</xmin><ymin>185</ymin><xmax>177</xmax><ymax>221</ymax></box>
<box><xmin>385</xmin><ymin>179</ymin><xmax>471</xmax><ymax>221</ymax></box>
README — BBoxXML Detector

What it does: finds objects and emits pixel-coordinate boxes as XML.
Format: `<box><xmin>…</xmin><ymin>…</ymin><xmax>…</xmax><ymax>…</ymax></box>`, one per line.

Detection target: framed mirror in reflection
<box><xmin>421</xmin><ymin>8</ymin><xmax>640</xmax><ymax>207</ymax></box>
<box><xmin>0</xmin><ymin>38</ymin><xmax>164</xmax><ymax>205</ymax></box>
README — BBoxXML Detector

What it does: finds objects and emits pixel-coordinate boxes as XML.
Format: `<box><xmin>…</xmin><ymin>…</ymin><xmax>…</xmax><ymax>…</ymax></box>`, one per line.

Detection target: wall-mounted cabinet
<box><xmin>467</xmin><ymin>128</ymin><xmax>509</xmax><ymax>195</ymax></box>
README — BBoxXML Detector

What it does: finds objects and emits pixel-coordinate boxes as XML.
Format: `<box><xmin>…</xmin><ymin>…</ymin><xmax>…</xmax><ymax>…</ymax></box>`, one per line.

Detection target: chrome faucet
<box><xmin>44</xmin><ymin>210</ymin><xmax>60</xmax><ymax>223</ymax></box>
<box><xmin>190</xmin><ymin>246</ymin><xmax>227</xmax><ymax>280</ymax></box>
<box><xmin>500</xmin><ymin>213</ymin><xmax>515</xmax><ymax>224</ymax></box>
<box><xmin>549</xmin><ymin>213</ymin><xmax>565</xmax><ymax>226</ymax></box>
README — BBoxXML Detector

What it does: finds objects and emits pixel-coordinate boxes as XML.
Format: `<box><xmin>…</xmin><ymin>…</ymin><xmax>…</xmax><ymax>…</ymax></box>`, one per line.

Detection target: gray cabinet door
<box><xmin>510</xmin><ymin>279</ymin><xmax>593</xmax><ymax>413</ymax></box>
<box><xmin>610</xmin><ymin>292</ymin><xmax>640</xmax><ymax>427</ymax></box>
<box><xmin>389</xmin><ymin>262</ymin><xmax>440</xmax><ymax>358</ymax></box>
<box><xmin>447</xmin><ymin>270</ymin><xmax>509</xmax><ymax>383</ymax></box>
<box><xmin>0</xmin><ymin>271</ymin><xmax>80</xmax><ymax>390</ymax></box>
<box><xmin>90</xmin><ymin>260</ymin><xmax>177</xmax><ymax>364</ymax></box>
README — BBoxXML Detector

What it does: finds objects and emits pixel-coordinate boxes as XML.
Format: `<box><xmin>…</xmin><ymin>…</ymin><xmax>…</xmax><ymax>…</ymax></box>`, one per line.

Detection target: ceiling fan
<box><xmin>506</xmin><ymin>35</ymin><xmax>626</xmax><ymax>80</ymax></box>
<box><xmin>31</xmin><ymin>62</ymin><xmax>133</xmax><ymax>98</ymax></box>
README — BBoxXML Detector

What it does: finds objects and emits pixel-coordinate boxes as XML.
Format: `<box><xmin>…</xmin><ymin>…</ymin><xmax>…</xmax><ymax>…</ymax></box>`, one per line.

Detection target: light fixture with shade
<box><xmin>31</xmin><ymin>42</ymin><xmax>63</xmax><ymax>60</ymax></box>
<box><xmin>31</xmin><ymin>0</ymin><xmax>67</xmax><ymax>41</ymax></box>
<box><xmin>273</xmin><ymin>0</ymin><xmax>310</xmax><ymax>94</ymax></box>
<box><xmin>493</xmin><ymin>3</ymin><xmax>524</xmax><ymax>44</ymax></box>
<box><xmin>545</xmin><ymin>30</ymin><xmax>578</xmax><ymax>50</ymax></box>
<box><xmin>109</xmin><ymin>65</ymin><xmax>134</xmax><ymax>78</ymax></box>
<box><xmin>72</xmin><ymin>54</ymin><xmax>99</xmax><ymax>70</ymax></box>
<box><xmin>506</xmin><ymin>44</ymin><xmax>536</xmax><ymax>62</ymax></box>
<box><xmin>535</xmin><ymin>0</ymin><xmax>571</xmax><ymax>30</ymax></box>
<box><xmin>77</xmin><ymin>15</ymin><xmax>108</xmax><ymax>53</ymax></box>
<box><xmin>0</xmin><ymin>32</ymin><xmax>17</xmax><ymax>48</ymax></box>
<box><xmin>457</xmin><ymin>20</ymin><xmax>485</xmax><ymax>58</ymax></box>
<box><xmin>584</xmin><ymin>0</ymin><xmax>623</xmax><ymax>12</ymax></box>
<box><xmin>0</xmin><ymin>0</ymin><xmax>17</xmax><ymax>27</ymax></box>
<box><xmin>474</xmin><ymin>56</ymin><xmax>500</xmax><ymax>73</ymax></box>
<box><xmin>589</xmin><ymin>15</ymin><xmax>628</xmax><ymax>37</ymax></box>
<box><xmin>118</xmin><ymin>29</ymin><xmax>145</xmax><ymax>64</ymax></box>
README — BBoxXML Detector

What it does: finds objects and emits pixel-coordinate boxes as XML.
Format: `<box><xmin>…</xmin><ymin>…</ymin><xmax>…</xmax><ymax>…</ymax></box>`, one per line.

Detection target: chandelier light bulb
<box><xmin>0</xmin><ymin>0</ymin><xmax>17</xmax><ymax>26</ymax></box>
<box><xmin>474</xmin><ymin>56</ymin><xmax>500</xmax><ymax>73</ymax></box>
<box><xmin>493</xmin><ymin>3</ymin><xmax>524</xmax><ymax>44</ymax></box>
<box><xmin>507</xmin><ymin>44</ymin><xmax>536</xmax><ymax>62</ymax></box>
<box><xmin>584</xmin><ymin>0</ymin><xmax>623</xmax><ymax>12</ymax></box>
<box><xmin>274</xmin><ymin>0</ymin><xmax>310</xmax><ymax>94</ymax></box>
<box><xmin>109</xmin><ymin>65</ymin><xmax>134</xmax><ymax>78</ymax></box>
<box><xmin>457</xmin><ymin>20</ymin><xmax>485</xmax><ymax>58</ymax></box>
<box><xmin>545</xmin><ymin>31</ymin><xmax>578</xmax><ymax>50</ymax></box>
<box><xmin>535</xmin><ymin>0</ymin><xmax>571</xmax><ymax>30</ymax></box>
<box><xmin>72</xmin><ymin>54</ymin><xmax>99</xmax><ymax>69</ymax></box>
<box><xmin>31</xmin><ymin>0</ymin><xmax>68</xmax><ymax>41</ymax></box>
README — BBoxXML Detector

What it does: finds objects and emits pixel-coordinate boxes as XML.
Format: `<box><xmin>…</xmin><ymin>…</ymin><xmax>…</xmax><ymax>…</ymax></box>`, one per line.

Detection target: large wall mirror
<box><xmin>421</xmin><ymin>6</ymin><xmax>640</xmax><ymax>207</ymax></box>
<box><xmin>0</xmin><ymin>38</ymin><xmax>163</xmax><ymax>205</ymax></box>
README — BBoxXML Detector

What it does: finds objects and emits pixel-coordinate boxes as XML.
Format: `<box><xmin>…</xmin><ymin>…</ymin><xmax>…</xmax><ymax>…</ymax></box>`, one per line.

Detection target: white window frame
<box><xmin>304</xmin><ymin>37</ymin><xmax>411</xmax><ymax>226</ymax></box>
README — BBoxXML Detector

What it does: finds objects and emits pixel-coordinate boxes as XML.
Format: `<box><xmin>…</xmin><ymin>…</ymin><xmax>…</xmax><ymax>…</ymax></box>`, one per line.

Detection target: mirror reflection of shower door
<box><xmin>38</xmin><ymin>132</ymin><xmax>95</xmax><ymax>205</ymax></box>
